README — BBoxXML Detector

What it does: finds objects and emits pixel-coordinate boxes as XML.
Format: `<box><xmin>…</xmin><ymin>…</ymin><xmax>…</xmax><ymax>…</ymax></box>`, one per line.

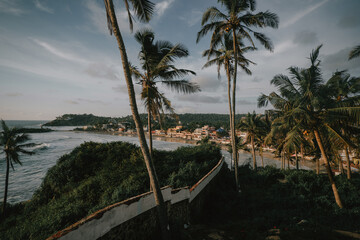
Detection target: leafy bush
<box><xmin>0</xmin><ymin>141</ymin><xmax>221</xmax><ymax>240</ymax></box>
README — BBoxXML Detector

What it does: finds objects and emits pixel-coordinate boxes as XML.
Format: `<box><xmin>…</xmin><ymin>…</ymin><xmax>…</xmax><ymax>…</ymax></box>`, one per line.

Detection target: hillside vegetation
<box><xmin>44</xmin><ymin>113</ymin><xmax>247</xmax><ymax>130</ymax></box>
<box><xmin>0</xmin><ymin>141</ymin><xmax>221</xmax><ymax>240</ymax></box>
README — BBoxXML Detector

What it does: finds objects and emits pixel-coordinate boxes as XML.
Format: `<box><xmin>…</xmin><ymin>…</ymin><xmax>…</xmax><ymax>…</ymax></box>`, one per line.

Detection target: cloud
<box><xmin>0</xmin><ymin>0</ymin><xmax>24</xmax><ymax>15</ymax></box>
<box><xmin>252</xmin><ymin>77</ymin><xmax>262</xmax><ymax>83</ymax></box>
<box><xmin>176</xmin><ymin>94</ymin><xmax>224</xmax><ymax>104</ymax></box>
<box><xmin>237</xmin><ymin>99</ymin><xmax>254</xmax><ymax>105</ymax></box>
<box><xmin>293</xmin><ymin>30</ymin><xmax>319</xmax><ymax>46</ymax></box>
<box><xmin>65</xmin><ymin>100</ymin><xmax>78</xmax><ymax>105</ymax></box>
<box><xmin>5</xmin><ymin>92</ymin><xmax>22</xmax><ymax>97</ymax></box>
<box><xmin>281</xmin><ymin>0</ymin><xmax>328</xmax><ymax>28</ymax></box>
<box><xmin>34</xmin><ymin>0</ymin><xmax>53</xmax><ymax>14</ymax></box>
<box><xmin>155</xmin><ymin>0</ymin><xmax>174</xmax><ymax>17</ymax></box>
<box><xmin>337</xmin><ymin>15</ymin><xmax>360</xmax><ymax>29</ymax></box>
<box><xmin>77</xmin><ymin>98</ymin><xmax>108</xmax><ymax>105</ymax></box>
<box><xmin>273</xmin><ymin>40</ymin><xmax>296</xmax><ymax>55</ymax></box>
<box><xmin>112</xmin><ymin>83</ymin><xmax>142</xmax><ymax>95</ymax></box>
<box><xmin>85</xmin><ymin>63</ymin><xmax>120</xmax><ymax>81</ymax></box>
<box><xmin>32</xmin><ymin>38</ymin><xmax>88</xmax><ymax>64</ymax></box>
<box><xmin>193</xmin><ymin>75</ymin><xmax>223</xmax><ymax>92</ymax></box>
<box><xmin>84</xmin><ymin>0</ymin><xmax>138</xmax><ymax>35</ymax></box>
<box><xmin>323</xmin><ymin>47</ymin><xmax>360</xmax><ymax>72</ymax></box>
<box><xmin>178</xmin><ymin>9</ymin><xmax>202</xmax><ymax>27</ymax></box>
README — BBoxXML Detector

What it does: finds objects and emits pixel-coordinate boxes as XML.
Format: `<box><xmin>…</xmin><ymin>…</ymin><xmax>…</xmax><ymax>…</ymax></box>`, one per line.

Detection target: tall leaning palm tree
<box><xmin>103</xmin><ymin>1</ymin><xmax>169</xmax><ymax>239</ymax></box>
<box><xmin>1</xmin><ymin>120</ymin><xmax>34</xmax><ymax>215</ymax></box>
<box><xmin>130</xmin><ymin>29</ymin><xmax>199</xmax><ymax>156</ymax></box>
<box><xmin>258</xmin><ymin>45</ymin><xmax>360</xmax><ymax>208</ymax></box>
<box><xmin>197</xmin><ymin>0</ymin><xmax>278</xmax><ymax>190</ymax></box>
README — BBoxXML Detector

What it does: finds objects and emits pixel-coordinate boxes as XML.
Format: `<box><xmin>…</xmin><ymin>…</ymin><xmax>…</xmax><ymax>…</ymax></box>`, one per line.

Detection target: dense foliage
<box><xmin>0</xmin><ymin>141</ymin><xmax>221</xmax><ymax>240</ymax></box>
<box><xmin>17</xmin><ymin>128</ymin><xmax>53</xmax><ymax>133</ymax></box>
<box><xmin>186</xmin><ymin>165</ymin><xmax>360</xmax><ymax>239</ymax></box>
<box><xmin>43</xmin><ymin>114</ymin><xmax>111</xmax><ymax>126</ymax></box>
<box><xmin>44</xmin><ymin>113</ymin><xmax>246</xmax><ymax>131</ymax></box>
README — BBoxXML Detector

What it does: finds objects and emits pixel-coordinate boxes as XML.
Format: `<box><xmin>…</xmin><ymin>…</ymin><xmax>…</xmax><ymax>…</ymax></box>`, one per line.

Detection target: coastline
<box><xmin>73</xmin><ymin>130</ymin><xmax>320</xmax><ymax>171</ymax></box>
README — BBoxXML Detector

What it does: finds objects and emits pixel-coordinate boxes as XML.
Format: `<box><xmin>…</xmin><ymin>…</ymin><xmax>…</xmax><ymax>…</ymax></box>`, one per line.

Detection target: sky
<box><xmin>0</xmin><ymin>0</ymin><xmax>359</xmax><ymax>120</ymax></box>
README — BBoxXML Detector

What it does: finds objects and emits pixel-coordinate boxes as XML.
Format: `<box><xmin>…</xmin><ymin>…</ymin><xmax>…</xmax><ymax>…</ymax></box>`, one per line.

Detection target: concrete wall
<box><xmin>47</xmin><ymin>157</ymin><xmax>224</xmax><ymax>240</ymax></box>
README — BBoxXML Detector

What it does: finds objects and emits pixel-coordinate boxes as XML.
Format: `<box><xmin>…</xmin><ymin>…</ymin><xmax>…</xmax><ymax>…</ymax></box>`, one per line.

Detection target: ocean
<box><xmin>0</xmin><ymin>120</ymin><xmax>292</xmax><ymax>204</ymax></box>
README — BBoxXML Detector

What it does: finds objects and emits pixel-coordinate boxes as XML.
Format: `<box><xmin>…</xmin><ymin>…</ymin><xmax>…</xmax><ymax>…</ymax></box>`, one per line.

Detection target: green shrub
<box><xmin>0</xmin><ymin>141</ymin><xmax>221</xmax><ymax>240</ymax></box>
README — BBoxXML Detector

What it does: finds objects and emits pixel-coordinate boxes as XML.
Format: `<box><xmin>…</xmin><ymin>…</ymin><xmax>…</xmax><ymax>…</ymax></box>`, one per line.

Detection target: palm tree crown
<box><xmin>130</xmin><ymin>28</ymin><xmax>200</xmax><ymax>154</ymax></box>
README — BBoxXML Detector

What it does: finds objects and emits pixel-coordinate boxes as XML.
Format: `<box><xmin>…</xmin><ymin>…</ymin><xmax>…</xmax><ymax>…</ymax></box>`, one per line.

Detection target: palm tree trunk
<box><xmin>105</xmin><ymin>1</ymin><xmax>170</xmax><ymax>238</ymax></box>
<box><xmin>314</xmin><ymin>130</ymin><xmax>343</xmax><ymax>208</ymax></box>
<box><xmin>231</xmin><ymin>30</ymin><xmax>239</xmax><ymax>191</ymax></box>
<box><xmin>316</xmin><ymin>157</ymin><xmax>320</xmax><ymax>175</ymax></box>
<box><xmin>251</xmin><ymin>135</ymin><xmax>257</xmax><ymax>171</ymax></box>
<box><xmin>226</xmin><ymin>64</ymin><xmax>238</xmax><ymax>187</ymax></box>
<box><xmin>2</xmin><ymin>155</ymin><xmax>9</xmax><ymax>215</ymax></box>
<box><xmin>147</xmin><ymin>102</ymin><xmax>153</xmax><ymax>157</ymax></box>
<box><xmin>345</xmin><ymin>147</ymin><xmax>352</xmax><ymax>180</ymax></box>
<box><xmin>260</xmin><ymin>147</ymin><xmax>264</xmax><ymax>168</ymax></box>
<box><xmin>295</xmin><ymin>149</ymin><xmax>299</xmax><ymax>170</ymax></box>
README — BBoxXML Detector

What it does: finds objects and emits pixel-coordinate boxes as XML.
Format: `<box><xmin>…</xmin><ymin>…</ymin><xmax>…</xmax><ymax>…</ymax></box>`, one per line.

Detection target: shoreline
<box><xmin>73</xmin><ymin>129</ymin><xmax>320</xmax><ymax>171</ymax></box>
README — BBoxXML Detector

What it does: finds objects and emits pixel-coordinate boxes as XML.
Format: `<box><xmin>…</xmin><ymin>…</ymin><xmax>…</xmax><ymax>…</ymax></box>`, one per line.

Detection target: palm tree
<box><xmin>238</xmin><ymin>112</ymin><xmax>267</xmax><ymax>171</ymax></box>
<box><xmin>130</xmin><ymin>29</ymin><xmax>199</xmax><ymax>156</ymax></box>
<box><xmin>103</xmin><ymin>1</ymin><xmax>169</xmax><ymax>238</ymax></box>
<box><xmin>202</xmin><ymin>32</ymin><xmax>254</xmax><ymax>185</ymax></box>
<box><xmin>349</xmin><ymin>45</ymin><xmax>360</xmax><ymax>60</ymax></box>
<box><xmin>258</xmin><ymin>45</ymin><xmax>360</xmax><ymax>208</ymax></box>
<box><xmin>197</xmin><ymin>0</ymin><xmax>278</xmax><ymax>190</ymax></box>
<box><xmin>1</xmin><ymin>120</ymin><xmax>34</xmax><ymax>215</ymax></box>
<box><xmin>326</xmin><ymin>70</ymin><xmax>360</xmax><ymax>179</ymax></box>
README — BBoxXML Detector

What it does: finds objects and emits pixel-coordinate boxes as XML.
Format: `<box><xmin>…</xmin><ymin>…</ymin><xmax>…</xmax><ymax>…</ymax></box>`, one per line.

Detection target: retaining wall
<box><xmin>48</xmin><ymin>157</ymin><xmax>224</xmax><ymax>240</ymax></box>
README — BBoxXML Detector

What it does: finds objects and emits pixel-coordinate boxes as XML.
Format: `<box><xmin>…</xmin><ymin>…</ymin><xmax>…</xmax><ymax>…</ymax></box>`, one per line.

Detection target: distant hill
<box><xmin>43</xmin><ymin>114</ymin><xmax>111</xmax><ymax>126</ymax></box>
<box><xmin>44</xmin><ymin>113</ymin><xmax>246</xmax><ymax>130</ymax></box>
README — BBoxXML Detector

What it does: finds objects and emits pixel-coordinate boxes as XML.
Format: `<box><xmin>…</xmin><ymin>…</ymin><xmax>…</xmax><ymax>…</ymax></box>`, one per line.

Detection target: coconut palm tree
<box><xmin>130</xmin><ymin>29</ymin><xmax>199</xmax><ymax>156</ymax></box>
<box><xmin>349</xmin><ymin>45</ymin><xmax>360</xmax><ymax>60</ymax></box>
<box><xmin>1</xmin><ymin>120</ymin><xmax>35</xmax><ymax>215</ymax></box>
<box><xmin>202</xmin><ymin>32</ymin><xmax>254</xmax><ymax>185</ymax></box>
<box><xmin>103</xmin><ymin>1</ymin><xmax>169</xmax><ymax>238</ymax></box>
<box><xmin>258</xmin><ymin>45</ymin><xmax>360</xmax><ymax>208</ymax></box>
<box><xmin>197</xmin><ymin>0</ymin><xmax>278</xmax><ymax>190</ymax></box>
<box><xmin>238</xmin><ymin>112</ymin><xmax>267</xmax><ymax>171</ymax></box>
<box><xmin>326</xmin><ymin>70</ymin><xmax>360</xmax><ymax>179</ymax></box>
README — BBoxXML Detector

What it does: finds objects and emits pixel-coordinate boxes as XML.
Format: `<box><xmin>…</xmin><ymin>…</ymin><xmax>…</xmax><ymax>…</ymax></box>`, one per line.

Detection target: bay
<box><xmin>0</xmin><ymin>120</ymin><xmax>305</xmax><ymax>204</ymax></box>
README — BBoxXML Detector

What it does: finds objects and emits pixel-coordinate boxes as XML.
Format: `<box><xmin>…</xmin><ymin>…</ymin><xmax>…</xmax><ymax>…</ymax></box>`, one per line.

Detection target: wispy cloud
<box><xmin>84</xmin><ymin>0</ymin><xmax>136</xmax><ymax>35</ymax></box>
<box><xmin>179</xmin><ymin>9</ymin><xmax>202</xmax><ymax>27</ymax></box>
<box><xmin>34</xmin><ymin>0</ymin><xmax>53</xmax><ymax>14</ymax></box>
<box><xmin>5</xmin><ymin>92</ymin><xmax>22</xmax><ymax>97</ymax></box>
<box><xmin>0</xmin><ymin>0</ymin><xmax>24</xmax><ymax>15</ymax></box>
<box><xmin>85</xmin><ymin>63</ymin><xmax>120</xmax><ymax>81</ymax></box>
<box><xmin>31</xmin><ymin>38</ymin><xmax>88</xmax><ymax>64</ymax></box>
<box><xmin>155</xmin><ymin>0</ymin><xmax>174</xmax><ymax>17</ymax></box>
<box><xmin>281</xmin><ymin>0</ymin><xmax>328</xmax><ymax>28</ymax></box>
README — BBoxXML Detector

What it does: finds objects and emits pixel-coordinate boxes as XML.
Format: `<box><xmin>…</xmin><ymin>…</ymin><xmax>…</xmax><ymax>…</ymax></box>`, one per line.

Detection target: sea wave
<box><xmin>30</xmin><ymin>143</ymin><xmax>51</xmax><ymax>151</ymax></box>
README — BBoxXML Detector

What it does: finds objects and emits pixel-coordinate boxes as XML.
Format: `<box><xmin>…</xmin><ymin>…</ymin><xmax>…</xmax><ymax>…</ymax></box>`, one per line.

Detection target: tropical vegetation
<box><xmin>103</xmin><ymin>0</ymin><xmax>170</xmax><ymax>238</ymax></box>
<box><xmin>184</xmin><ymin>165</ymin><xmax>360</xmax><ymax>239</ymax></box>
<box><xmin>258</xmin><ymin>45</ymin><xmax>360</xmax><ymax>208</ymax></box>
<box><xmin>197</xmin><ymin>0</ymin><xmax>279</xmax><ymax>190</ymax></box>
<box><xmin>130</xmin><ymin>28</ymin><xmax>200</xmax><ymax>155</ymax></box>
<box><xmin>0</xmin><ymin>141</ymin><xmax>221</xmax><ymax>240</ymax></box>
<box><xmin>0</xmin><ymin>120</ymin><xmax>35</xmax><ymax>215</ymax></box>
